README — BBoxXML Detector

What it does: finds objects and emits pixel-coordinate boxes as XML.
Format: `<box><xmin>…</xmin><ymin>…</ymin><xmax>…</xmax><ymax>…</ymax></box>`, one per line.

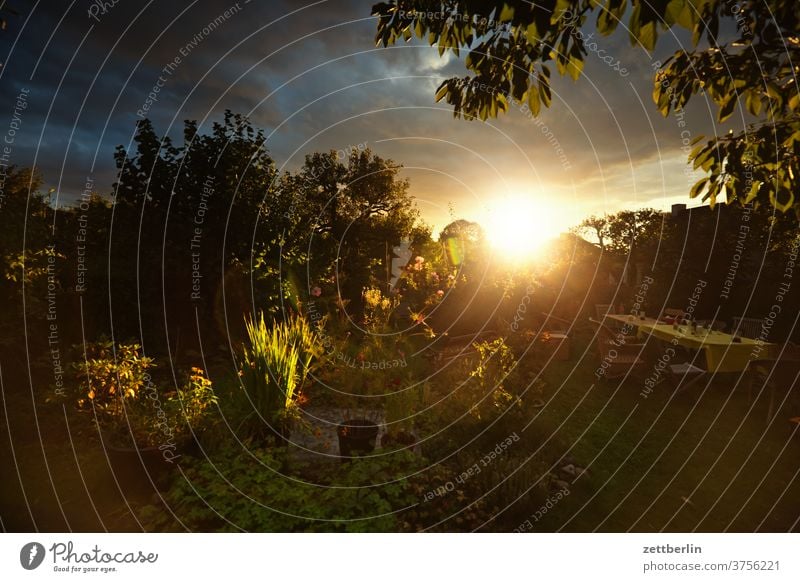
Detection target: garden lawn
<box><xmin>528</xmin><ymin>330</ymin><xmax>800</xmax><ymax>532</ymax></box>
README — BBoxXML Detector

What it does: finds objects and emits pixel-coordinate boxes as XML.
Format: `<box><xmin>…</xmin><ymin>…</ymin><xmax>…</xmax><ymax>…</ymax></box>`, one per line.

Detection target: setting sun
<box><xmin>485</xmin><ymin>195</ymin><xmax>562</xmax><ymax>260</ymax></box>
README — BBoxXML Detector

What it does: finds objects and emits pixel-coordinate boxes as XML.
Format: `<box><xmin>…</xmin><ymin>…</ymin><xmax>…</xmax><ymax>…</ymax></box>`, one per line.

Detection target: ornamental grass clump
<box><xmin>240</xmin><ymin>313</ymin><xmax>322</xmax><ymax>440</ymax></box>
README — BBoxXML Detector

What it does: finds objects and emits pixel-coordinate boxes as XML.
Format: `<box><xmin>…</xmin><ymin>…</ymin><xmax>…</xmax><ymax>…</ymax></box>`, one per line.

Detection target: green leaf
<box><xmin>745</xmin><ymin>180</ymin><xmax>762</xmax><ymax>203</ymax></box>
<box><xmin>677</xmin><ymin>0</ymin><xmax>695</xmax><ymax>28</ymax></box>
<box><xmin>770</xmin><ymin>188</ymin><xmax>794</xmax><ymax>213</ymax></box>
<box><xmin>663</xmin><ymin>0</ymin><xmax>678</xmax><ymax>26</ymax></box>
<box><xmin>497</xmin><ymin>98</ymin><xmax>508</xmax><ymax>114</ymax></box>
<box><xmin>555</xmin><ymin>52</ymin><xmax>566</xmax><ymax>76</ymax></box>
<box><xmin>526</xmin><ymin>22</ymin><xmax>538</xmax><ymax>44</ymax></box>
<box><xmin>745</xmin><ymin>91</ymin><xmax>762</xmax><ymax>116</ymax></box>
<box><xmin>499</xmin><ymin>3</ymin><xmax>515</xmax><ymax>23</ymax></box>
<box><xmin>664</xmin><ymin>0</ymin><xmax>685</xmax><ymax>26</ymax></box>
<box><xmin>765</xmin><ymin>82</ymin><xmax>781</xmax><ymax>101</ymax></box>
<box><xmin>718</xmin><ymin>95</ymin><xmax>737</xmax><ymax>122</ymax></box>
<box><xmin>434</xmin><ymin>83</ymin><xmax>448</xmax><ymax>103</ymax></box>
<box><xmin>705</xmin><ymin>180</ymin><xmax>720</xmax><ymax>206</ymax></box>
<box><xmin>636</xmin><ymin>21</ymin><xmax>657</xmax><ymax>51</ymax></box>
<box><xmin>566</xmin><ymin>56</ymin><xmax>584</xmax><ymax>81</ymax></box>
<box><xmin>788</xmin><ymin>92</ymin><xmax>800</xmax><ymax>111</ymax></box>
<box><xmin>692</xmin><ymin>148</ymin><xmax>711</xmax><ymax>170</ymax></box>
<box><xmin>527</xmin><ymin>86</ymin><xmax>541</xmax><ymax>116</ymax></box>
<box><xmin>691</xmin><ymin>24</ymin><xmax>702</xmax><ymax>46</ymax></box>
<box><xmin>725</xmin><ymin>176</ymin><xmax>738</xmax><ymax>203</ymax></box>
<box><xmin>690</xmin><ymin>178</ymin><xmax>708</xmax><ymax>199</ymax></box>
<box><xmin>540</xmin><ymin>79</ymin><xmax>552</xmax><ymax>107</ymax></box>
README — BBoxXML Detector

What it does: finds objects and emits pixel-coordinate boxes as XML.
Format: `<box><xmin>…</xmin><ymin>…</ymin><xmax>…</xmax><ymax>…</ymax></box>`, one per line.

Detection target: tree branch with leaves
<box><xmin>372</xmin><ymin>0</ymin><xmax>800</xmax><ymax>217</ymax></box>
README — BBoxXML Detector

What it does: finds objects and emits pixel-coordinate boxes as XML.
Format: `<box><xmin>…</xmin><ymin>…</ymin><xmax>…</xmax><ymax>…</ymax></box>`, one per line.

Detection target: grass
<box><xmin>526</xmin><ymin>329</ymin><xmax>800</xmax><ymax>532</ymax></box>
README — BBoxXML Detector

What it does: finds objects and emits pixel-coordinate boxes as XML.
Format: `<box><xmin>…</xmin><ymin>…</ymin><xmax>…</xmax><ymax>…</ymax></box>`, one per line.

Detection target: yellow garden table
<box><xmin>605</xmin><ymin>315</ymin><xmax>777</xmax><ymax>372</ymax></box>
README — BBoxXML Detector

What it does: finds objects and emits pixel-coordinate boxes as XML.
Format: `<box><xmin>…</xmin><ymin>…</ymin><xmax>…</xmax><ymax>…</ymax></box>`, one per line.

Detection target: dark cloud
<box><xmin>0</xmin><ymin>0</ymin><xmax>726</xmax><ymax>231</ymax></box>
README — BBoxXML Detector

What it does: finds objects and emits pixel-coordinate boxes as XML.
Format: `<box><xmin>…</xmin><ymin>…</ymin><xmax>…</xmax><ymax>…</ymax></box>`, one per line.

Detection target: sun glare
<box><xmin>485</xmin><ymin>195</ymin><xmax>561</xmax><ymax>261</ymax></box>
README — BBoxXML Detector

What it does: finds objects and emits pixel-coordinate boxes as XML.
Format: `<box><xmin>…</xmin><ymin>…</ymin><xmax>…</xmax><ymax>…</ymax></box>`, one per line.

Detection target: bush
<box><xmin>70</xmin><ymin>339</ymin><xmax>154</xmax><ymax>418</ymax></box>
<box><xmin>468</xmin><ymin>338</ymin><xmax>519</xmax><ymax>419</ymax></box>
<box><xmin>69</xmin><ymin>339</ymin><xmax>217</xmax><ymax>449</ymax></box>
<box><xmin>168</xmin><ymin>367</ymin><xmax>219</xmax><ymax>441</ymax></box>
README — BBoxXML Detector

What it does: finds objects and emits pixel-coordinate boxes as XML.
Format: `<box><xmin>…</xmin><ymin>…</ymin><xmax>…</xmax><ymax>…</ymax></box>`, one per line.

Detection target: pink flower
<box><xmin>311</xmin><ymin>286</ymin><xmax>322</xmax><ymax>297</ymax></box>
<box><xmin>436</xmin><ymin>290</ymin><xmax>444</xmax><ymax>298</ymax></box>
<box><xmin>414</xmin><ymin>256</ymin><xmax>424</xmax><ymax>264</ymax></box>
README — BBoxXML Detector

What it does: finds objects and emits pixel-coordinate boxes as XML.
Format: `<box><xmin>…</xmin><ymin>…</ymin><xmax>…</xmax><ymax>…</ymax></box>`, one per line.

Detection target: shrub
<box><xmin>467</xmin><ymin>337</ymin><xmax>519</xmax><ymax>420</ymax></box>
<box><xmin>70</xmin><ymin>339</ymin><xmax>154</xmax><ymax>418</ymax></box>
<box><xmin>169</xmin><ymin>367</ymin><xmax>219</xmax><ymax>439</ymax></box>
<box><xmin>70</xmin><ymin>340</ymin><xmax>217</xmax><ymax>449</ymax></box>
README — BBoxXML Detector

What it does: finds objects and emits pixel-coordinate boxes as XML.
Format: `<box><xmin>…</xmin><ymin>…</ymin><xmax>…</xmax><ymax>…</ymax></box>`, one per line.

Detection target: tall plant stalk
<box><xmin>240</xmin><ymin>313</ymin><xmax>321</xmax><ymax>439</ymax></box>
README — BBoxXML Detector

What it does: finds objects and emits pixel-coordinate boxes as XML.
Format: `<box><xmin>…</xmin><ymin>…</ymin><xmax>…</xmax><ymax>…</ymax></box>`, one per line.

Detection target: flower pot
<box><xmin>336</xmin><ymin>419</ymin><xmax>379</xmax><ymax>461</ymax></box>
<box><xmin>99</xmin><ymin>432</ymin><xmax>180</xmax><ymax>494</ymax></box>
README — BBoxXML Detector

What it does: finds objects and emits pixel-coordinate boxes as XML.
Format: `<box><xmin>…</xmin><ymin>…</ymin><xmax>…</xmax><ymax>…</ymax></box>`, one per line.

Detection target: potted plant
<box><xmin>336</xmin><ymin>417</ymin><xmax>380</xmax><ymax>459</ymax></box>
<box><xmin>334</xmin><ymin>288</ymin><xmax>437</xmax><ymax>460</ymax></box>
<box><xmin>333</xmin><ymin>354</ymin><xmax>382</xmax><ymax>461</ymax></box>
<box><xmin>239</xmin><ymin>313</ymin><xmax>322</xmax><ymax>445</ymax></box>
<box><xmin>70</xmin><ymin>340</ymin><xmax>218</xmax><ymax>490</ymax></box>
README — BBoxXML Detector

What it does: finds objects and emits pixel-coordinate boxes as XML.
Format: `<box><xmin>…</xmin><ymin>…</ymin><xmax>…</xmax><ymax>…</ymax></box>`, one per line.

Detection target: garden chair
<box><xmin>732</xmin><ymin>316</ymin><xmax>762</xmax><ymax>340</ymax></box>
<box><xmin>594</xmin><ymin>311</ymin><xmax>640</xmax><ymax>345</ymax></box>
<box><xmin>745</xmin><ymin>342</ymin><xmax>800</xmax><ymax>422</ymax></box>
<box><xmin>588</xmin><ymin>317</ymin><xmax>647</xmax><ymax>381</ymax></box>
<box><xmin>661</xmin><ymin>307</ymin><xmax>685</xmax><ymax>321</ymax></box>
<box><xmin>594</xmin><ymin>304</ymin><xmax>612</xmax><ymax>319</ymax></box>
<box><xmin>641</xmin><ymin>338</ymin><xmax>705</xmax><ymax>393</ymax></box>
<box><xmin>539</xmin><ymin>312</ymin><xmax>571</xmax><ymax>334</ymax></box>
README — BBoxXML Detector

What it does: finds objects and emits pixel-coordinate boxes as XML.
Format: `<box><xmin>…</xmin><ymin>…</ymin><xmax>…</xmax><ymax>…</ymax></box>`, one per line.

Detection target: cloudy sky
<box><xmin>0</xmin><ymin>0</ymin><xmax>735</xmax><ymax>235</ymax></box>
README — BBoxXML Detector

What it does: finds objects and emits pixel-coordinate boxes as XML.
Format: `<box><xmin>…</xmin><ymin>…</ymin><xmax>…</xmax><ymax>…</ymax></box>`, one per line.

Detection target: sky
<box><xmin>0</xmin><ymin>0</ymin><xmax>739</xmax><ymax>236</ymax></box>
